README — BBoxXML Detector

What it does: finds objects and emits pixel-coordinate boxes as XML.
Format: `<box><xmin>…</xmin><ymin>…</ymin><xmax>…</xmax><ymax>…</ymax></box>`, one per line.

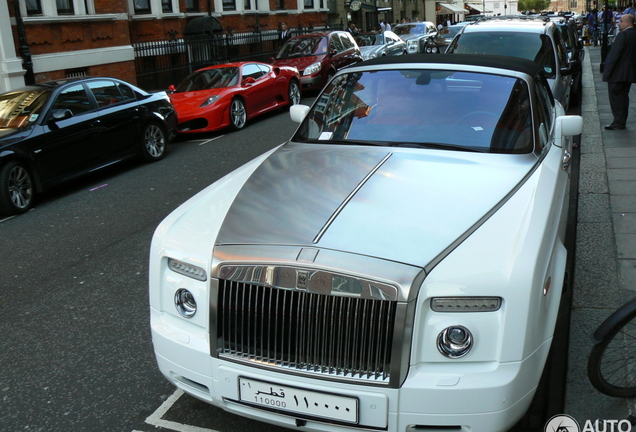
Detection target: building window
<box><xmin>223</xmin><ymin>0</ymin><xmax>236</xmax><ymax>10</ymax></box>
<box><xmin>244</xmin><ymin>0</ymin><xmax>252</xmax><ymax>9</ymax></box>
<box><xmin>26</xmin><ymin>0</ymin><xmax>42</xmax><ymax>15</ymax></box>
<box><xmin>56</xmin><ymin>0</ymin><xmax>74</xmax><ymax>14</ymax></box>
<box><xmin>161</xmin><ymin>0</ymin><xmax>173</xmax><ymax>12</ymax></box>
<box><xmin>134</xmin><ymin>0</ymin><xmax>151</xmax><ymax>13</ymax></box>
<box><xmin>304</xmin><ymin>0</ymin><xmax>313</xmax><ymax>7</ymax></box>
<box><xmin>185</xmin><ymin>0</ymin><xmax>199</xmax><ymax>11</ymax></box>
<box><xmin>277</xmin><ymin>0</ymin><xmax>285</xmax><ymax>10</ymax></box>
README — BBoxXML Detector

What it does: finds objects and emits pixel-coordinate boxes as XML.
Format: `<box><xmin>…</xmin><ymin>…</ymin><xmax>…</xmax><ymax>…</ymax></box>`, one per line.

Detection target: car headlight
<box><xmin>168</xmin><ymin>258</ymin><xmax>207</xmax><ymax>281</ymax></box>
<box><xmin>303</xmin><ymin>62</ymin><xmax>322</xmax><ymax>76</ymax></box>
<box><xmin>200</xmin><ymin>95</ymin><xmax>221</xmax><ymax>108</ymax></box>
<box><xmin>437</xmin><ymin>325</ymin><xmax>473</xmax><ymax>358</ymax></box>
<box><xmin>431</xmin><ymin>297</ymin><xmax>502</xmax><ymax>312</ymax></box>
<box><xmin>407</xmin><ymin>40</ymin><xmax>419</xmax><ymax>48</ymax></box>
<box><xmin>174</xmin><ymin>288</ymin><xmax>197</xmax><ymax>318</ymax></box>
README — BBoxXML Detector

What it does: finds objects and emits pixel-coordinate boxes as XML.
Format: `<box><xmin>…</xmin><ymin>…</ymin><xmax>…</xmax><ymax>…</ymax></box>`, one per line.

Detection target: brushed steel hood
<box><xmin>215</xmin><ymin>142</ymin><xmax>537</xmax><ymax>268</ymax></box>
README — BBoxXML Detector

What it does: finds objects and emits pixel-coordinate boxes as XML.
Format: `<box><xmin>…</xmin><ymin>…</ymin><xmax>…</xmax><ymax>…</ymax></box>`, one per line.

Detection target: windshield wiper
<box><xmin>387</xmin><ymin>142</ymin><xmax>487</xmax><ymax>152</ymax></box>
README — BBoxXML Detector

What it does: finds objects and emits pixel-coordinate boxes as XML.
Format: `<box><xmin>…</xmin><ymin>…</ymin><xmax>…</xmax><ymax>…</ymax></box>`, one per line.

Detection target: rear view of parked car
<box><xmin>0</xmin><ymin>77</ymin><xmax>176</xmax><ymax>216</ymax></box>
<box><xmin>272</xmin><ymin>31</ymin><xmax>362</xmax><ymax>91</ymax></box>
<box><xmin>445</xmin><ymin>17</ymin><xmax>580</xmax><ymax>110</ymax></box>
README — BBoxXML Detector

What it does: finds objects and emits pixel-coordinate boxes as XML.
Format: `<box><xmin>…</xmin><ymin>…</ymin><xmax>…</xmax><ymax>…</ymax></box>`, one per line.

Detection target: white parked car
<box><xmin>149</xmin><ymin>54</ymin><xmax>582</xmax><ymax>432</ymax></box>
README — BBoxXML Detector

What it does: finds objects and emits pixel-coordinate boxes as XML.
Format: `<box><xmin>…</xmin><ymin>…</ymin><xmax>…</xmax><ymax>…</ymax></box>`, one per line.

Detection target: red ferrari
<box><xmin>169</xmin><ymin>61</ymin><xmax>301</xmax><ymax>133</ymax></box>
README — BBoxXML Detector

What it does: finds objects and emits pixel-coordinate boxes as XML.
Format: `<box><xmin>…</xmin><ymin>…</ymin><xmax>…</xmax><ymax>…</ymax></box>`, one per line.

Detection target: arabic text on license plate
<box><xmin>238</xmin><ymin>377</ymin><xmax>358</xmax><ymax>424</ymax></box>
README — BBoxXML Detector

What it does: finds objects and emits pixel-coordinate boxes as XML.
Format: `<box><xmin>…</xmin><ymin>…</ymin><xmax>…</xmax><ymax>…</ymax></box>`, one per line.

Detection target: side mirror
<box><xmin>48</xmin><ymin>109</ymin><xmax>73</xmax><ymax>130</ymax></box>
<box><xmin>290</xmin><ymin>104</ymin><xmax>310</xmax><ymax>123</ymax></box>
<box><xmin>554</xmin><ymin>115</ymin><xmax>583</xmax><ymax>147</ymax></box>
<box><xmin>168</xmin><ymin>84</ymin><xmax>176</xmax><ymax>92</ymax></box>
<box><xmin>51</xmin><ymin>109</ymin><xmax>73</xmax><ymax>121</ymax></box>
<box><xmin>242</xmin><ymin>77</ymin><xmax>256</xmax><ymax>86</ymax></box>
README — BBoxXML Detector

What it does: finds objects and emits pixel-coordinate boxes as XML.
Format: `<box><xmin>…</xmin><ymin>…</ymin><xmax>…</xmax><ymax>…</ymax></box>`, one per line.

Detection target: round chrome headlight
<box><xmin>174</xmin><ymin>288</ymin><xmax>197</xmax><ymax>318</ymax></box>
<box><xmin>437</xmin><ymin>325</ymin><xmax>473</xmax><ymax>358</ymax></box>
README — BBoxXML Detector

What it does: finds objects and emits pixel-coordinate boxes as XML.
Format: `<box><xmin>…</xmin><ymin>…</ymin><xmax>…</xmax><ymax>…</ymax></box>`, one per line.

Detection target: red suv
<box><xmin>272</xmin><ymin>31</ymin><xmax>363</xmax><ymax>91</ymax></box>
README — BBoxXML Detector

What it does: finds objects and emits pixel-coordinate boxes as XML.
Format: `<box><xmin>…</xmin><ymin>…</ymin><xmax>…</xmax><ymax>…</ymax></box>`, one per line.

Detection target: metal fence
<box><xmin>134</xmin><ymin>25</ymin><xmax>341</xmax><ymax>91</ymax></box>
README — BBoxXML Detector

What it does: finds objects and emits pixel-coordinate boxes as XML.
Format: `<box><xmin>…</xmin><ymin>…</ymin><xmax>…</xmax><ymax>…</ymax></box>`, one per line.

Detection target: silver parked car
<box><xmin>445</xmin><ymin>17</ymin><xmax>580</xmax><ymax>110</ymax></box>
<box><xmin>149</xmin><ymin>54</ymin><xmax>582</xmax><ymax>432</ymax></box>
<box><xmin>354</xmin><ymin>31</ymin><xmax>408</xmax><ymax>60</ymax></box>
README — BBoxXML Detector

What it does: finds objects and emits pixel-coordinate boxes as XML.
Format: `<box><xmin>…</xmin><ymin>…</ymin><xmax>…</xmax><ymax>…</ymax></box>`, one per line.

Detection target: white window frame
<box><xmin>129</xmin><ymin>0</ymin><xmax>183</xmax><ymax>18</ymax></box>
<box><xmin>214</xmin><ymin>0</ymin><xmax>273</xmax><ymax>14</ymax></box>
<box><xmin>21</xmin><ymin>0</ymin><xmax>94</xmax><ymax>17</ymax></box>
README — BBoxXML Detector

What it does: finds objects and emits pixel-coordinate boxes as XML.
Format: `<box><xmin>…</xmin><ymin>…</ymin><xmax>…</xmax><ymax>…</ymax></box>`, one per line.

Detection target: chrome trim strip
<box><xmin>312</xmin><ymin>152</ymin><xmax>393</xmax><ymax>244</ymax></box>
<box><xmin>219</xmin><ymin>264</ymin><xmax>399</xmax><ymax>301</ymax></box>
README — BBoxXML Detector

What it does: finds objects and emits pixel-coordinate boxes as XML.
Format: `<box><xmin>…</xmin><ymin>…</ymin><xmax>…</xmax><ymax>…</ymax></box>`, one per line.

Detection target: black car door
<box><xmin>85</xmin><ymin>79</ymin><xmax>141</xmax><ymax>160</ymax></box>
<box><xmin>33</xmin><ymin>83</ymin><xmax>105</xmax><ymax>185</ymax></box>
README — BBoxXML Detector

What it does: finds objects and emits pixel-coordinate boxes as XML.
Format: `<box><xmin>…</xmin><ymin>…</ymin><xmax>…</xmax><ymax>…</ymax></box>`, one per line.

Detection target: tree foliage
<box><xmin>518</xmin><ymin>0</ymin><xmax>551</xmax><ymax>12</ymax></box>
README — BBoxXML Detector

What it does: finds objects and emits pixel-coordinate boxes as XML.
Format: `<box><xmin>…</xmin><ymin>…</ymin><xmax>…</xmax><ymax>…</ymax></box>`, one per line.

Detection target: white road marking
<box><xmin>198</xmin><ymin>136</ymin><xmax>225</xmax><ymax>146</ymax></box>
<box><xmin>144</xmin><ymin>388</ymin><xmax>219</xmax><ymax>432</ymax></box>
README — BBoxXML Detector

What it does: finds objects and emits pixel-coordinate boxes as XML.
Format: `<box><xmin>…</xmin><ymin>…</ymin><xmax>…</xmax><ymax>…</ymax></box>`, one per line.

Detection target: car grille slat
<box><xmin>217</xmin><ymin>280</ymin><xmax>397</xmax><ymax>383</ymax></box>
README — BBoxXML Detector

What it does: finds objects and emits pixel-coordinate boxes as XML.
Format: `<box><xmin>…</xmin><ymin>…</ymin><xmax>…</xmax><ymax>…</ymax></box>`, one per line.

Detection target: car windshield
<box><xmin>394</xmin><ymin>24</ymin><xmax>426</xmax><ymax>35</ymax></box>
<box><xmin>292</xmin><ymin>69</ymin><xmax>534</xmax><ymax>154</ymax></box>
<box><xmin>449</xmin><ymin>32</ymin><xmax>557</xmax><ymax>78</ymax></box>
<box><xmin>0</xmin><ymin>90</ymin><xmax>50</xmax><ymax>129</ymax></box>
<box><xmin>175</xmin><ymin>67</ymin><xmax>240</xmax><ymax>92</ymax></box>
<box><xmin>276</xmin><ymin>36</ymin><xmax>328</xmax><ymax>59</ymax></box>
<box><xmin>355</xmin><ymin>34</ymin><xmax>384</xmax><ymax>46</ymax></box>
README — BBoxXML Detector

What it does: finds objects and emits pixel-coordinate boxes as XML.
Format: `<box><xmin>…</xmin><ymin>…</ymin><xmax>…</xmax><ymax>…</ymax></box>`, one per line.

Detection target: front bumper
<box><xmin>151</xmin><ymin>307</ymin><xmax>547</xmax><ymax>432</ymax></box>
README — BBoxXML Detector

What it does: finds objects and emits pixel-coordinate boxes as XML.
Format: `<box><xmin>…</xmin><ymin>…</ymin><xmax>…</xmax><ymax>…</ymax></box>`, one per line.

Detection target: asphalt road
<box><xmin>0</xmin><ymin>104</ymin><xmax>306</xmax><ymax>432</ymax></box>
<box><xmin>0</xmin><ymin>95</ymin><xmax>580</xmax><ymax>432</ymax></box>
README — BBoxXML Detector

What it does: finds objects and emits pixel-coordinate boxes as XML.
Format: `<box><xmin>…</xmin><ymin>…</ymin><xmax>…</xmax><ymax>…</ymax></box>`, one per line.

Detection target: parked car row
<box><xmin>0</xmin><ymin>15</ymin><xmax>585</xmax><ymax>217</ymax></box>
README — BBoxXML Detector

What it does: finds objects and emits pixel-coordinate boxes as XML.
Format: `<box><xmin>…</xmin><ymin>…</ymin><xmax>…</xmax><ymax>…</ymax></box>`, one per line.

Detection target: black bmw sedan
<box><xmin>0</xmin><ymin>77</ymin><xmax>177</xmax><ymax>216</ymax></box>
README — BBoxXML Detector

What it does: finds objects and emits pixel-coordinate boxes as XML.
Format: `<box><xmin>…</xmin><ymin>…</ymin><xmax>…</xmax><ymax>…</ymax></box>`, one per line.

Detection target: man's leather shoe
<box><xmin>605</xmin><ymin>124</ymin><xmax>626</xmax><ymax>130</ymax></box>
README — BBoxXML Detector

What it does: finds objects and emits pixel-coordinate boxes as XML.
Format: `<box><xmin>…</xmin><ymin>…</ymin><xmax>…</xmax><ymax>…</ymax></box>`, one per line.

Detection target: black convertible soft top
<box><xmin>358</xmin><ymin>53</ymin><xmax>543</xmax><ymax>78</ymax></box>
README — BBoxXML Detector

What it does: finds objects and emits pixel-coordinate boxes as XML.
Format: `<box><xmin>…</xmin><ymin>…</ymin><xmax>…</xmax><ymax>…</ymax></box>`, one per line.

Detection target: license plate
<box><xmin>238</xmin><ymin>377</ymin><xmax>359</xmax><ymax>424</ymax></box>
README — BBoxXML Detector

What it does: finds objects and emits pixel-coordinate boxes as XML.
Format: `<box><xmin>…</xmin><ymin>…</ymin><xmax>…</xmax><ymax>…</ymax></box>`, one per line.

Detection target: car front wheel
<box><xmin>141</xmin><ymin>122</ymin><xmax>167</xmax><ymax>162</ymax></box>
<box><xmin>0</xmin><ymin>161</ymin><xmax>34</xmax><ymax>215</ymax></box>
<box><xmin>230</xmin><ymin>98</ymin><xmax>247</xmax><ymax>130</ymax></box>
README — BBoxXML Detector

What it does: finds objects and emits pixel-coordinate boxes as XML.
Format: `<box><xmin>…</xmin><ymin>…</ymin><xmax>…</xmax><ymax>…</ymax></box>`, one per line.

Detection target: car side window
<box><xmin>533</xmin><ymin>75</ymin><xmax>555</xmax><ymax>154</ymax></box>
<box><xmin>116</xmin><ymin>83</ymin><xmax>136</xmax><ymax>101</ymax></box>
<box><xmin>242</xmin><ymin>64</ymin><xmax>266</xmax><ymax>81</ymax></box>
<box><xmin>51</xmin><ymin>84</ymin><xmax>93</xmax><ymax>116</ymax></box>
<box><xmin>257</xmin><ymin>64</ymin><xmax>272</xmax><ymax>75</ymax></box>
<box><xmin>87</xmin><ymin>80</ymin><xmax>125</xmax><ymax>108</ymax></box>
<box><xmin>552</xmin><ymin>30</ymin><xmax>569</xmax><ymax>69</ymax></box>
<box><xmin>340</xmin><ymin>33</ymin><xmax>355</xmax><ymax>49</ymax></box>
<box><xmin>330</xmin><ymin>33</ymin><xmax>345</xmax><ymax>53</ymax></box>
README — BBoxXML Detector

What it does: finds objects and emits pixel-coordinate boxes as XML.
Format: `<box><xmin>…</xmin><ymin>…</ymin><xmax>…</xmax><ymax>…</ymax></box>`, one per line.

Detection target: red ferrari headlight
<box><xmin>200</xmin><ymin>95</ymin><xmax>221</xmax><ymax>108</ymax></box>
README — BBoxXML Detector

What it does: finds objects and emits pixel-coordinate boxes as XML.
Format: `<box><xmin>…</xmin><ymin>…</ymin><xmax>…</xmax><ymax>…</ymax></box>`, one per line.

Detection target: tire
<box><xmin>141</xmin><ymin>122</ymin><xmax>167</xmax><ymax>162</ymax></box>
<box><xmin>288</xmin><ymin>80</ymin><xmax>301</xmax><ymax>106</ymax></box>
<box><xmin>588</xmin><ymin>299</ymin><xmax>636</xmax><ymax>397</ymax></box>
<box><xmin>229</xmin><ymin>98</ymin><xmax>247</xmax><ymax>130</ymax></box>
<box><xmin>0</xmin><ymin>161</ymin><xmax>34</xmax><ymax>215</ymax></box>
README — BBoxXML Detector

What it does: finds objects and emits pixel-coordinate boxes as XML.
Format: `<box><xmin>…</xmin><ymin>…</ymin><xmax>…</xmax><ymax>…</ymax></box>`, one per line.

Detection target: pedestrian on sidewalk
<box><xmin>602</xmin><ymin>13</ymin><xmax>636</xmax><ymax>130</ymax></box>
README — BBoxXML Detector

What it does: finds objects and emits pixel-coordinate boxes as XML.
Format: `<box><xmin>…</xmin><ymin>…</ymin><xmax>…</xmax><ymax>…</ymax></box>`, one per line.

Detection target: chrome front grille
<box><xmin>216</xmin><ymin>279</ymin><xmax>397</xmax><ymax>383</ymax></box>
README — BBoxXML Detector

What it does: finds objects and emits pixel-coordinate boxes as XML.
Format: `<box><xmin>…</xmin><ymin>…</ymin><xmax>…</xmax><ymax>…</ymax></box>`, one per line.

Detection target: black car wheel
<box><xmin>0</xmin><ymin>161</ymin><xmax>34</xmax><ymax>215</ymax></box>
<box><xmin>230</xmin><ymin>98</ymin><xmax>247</xmax><ymax>130</ymax></box>
<box><xmin>288</xmin><ymin>80</ymin><xmax>301</xmax><ymax>106</ymax></box>
<box><xmin>141</xmin><ymin>122</ymin><xmax>167</xmax><ymax>162</ymax></box>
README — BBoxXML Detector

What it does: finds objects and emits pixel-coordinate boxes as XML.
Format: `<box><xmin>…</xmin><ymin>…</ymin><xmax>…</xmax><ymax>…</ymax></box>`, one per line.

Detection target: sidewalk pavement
<box><xmin>564</xmin><ymin>45</ymin><xmax>636</xmax><ymax>425</ymax></box>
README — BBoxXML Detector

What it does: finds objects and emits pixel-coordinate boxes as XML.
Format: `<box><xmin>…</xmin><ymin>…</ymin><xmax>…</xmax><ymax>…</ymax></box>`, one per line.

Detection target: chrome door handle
<box><xmin>563</xmin><ymin>150</ymin><xmax>571</xmax><ymax>170</ymax></box>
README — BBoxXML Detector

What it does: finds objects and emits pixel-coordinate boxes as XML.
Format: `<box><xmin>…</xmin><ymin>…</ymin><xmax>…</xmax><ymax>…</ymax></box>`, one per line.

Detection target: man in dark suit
<box><xmin>603</xmin><ymin>13</ymin><xmax>636</xmax><ymax>130</ymax></box>
<box><xmin>279</xmin><ymin>23</ymin><xmax>292</xmax><ymax>46</ymax></box>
